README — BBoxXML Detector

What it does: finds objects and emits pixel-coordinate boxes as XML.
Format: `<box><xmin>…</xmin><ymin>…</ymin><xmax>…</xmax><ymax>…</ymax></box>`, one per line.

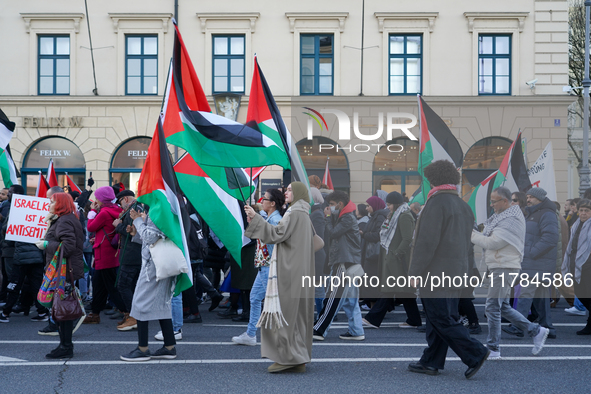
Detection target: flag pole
<box><xmin>249</xmin><ymin>167</ymin><xmax>253</xmax><ymax>205</ymax></box>
<box><xmin>417</xmin><ymin>94</ymin><xmax>426</xmax><ymax>203</ymax></box>
<box><xmin>231</xmin><ymin>168</ymin><xmax>247</xmax><ymax>205</ymax></box>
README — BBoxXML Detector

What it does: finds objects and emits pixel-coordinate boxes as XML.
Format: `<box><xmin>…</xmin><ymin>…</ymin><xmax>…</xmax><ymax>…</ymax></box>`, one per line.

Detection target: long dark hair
<box><xmin>265</xmin><ymin>188</ymin><xmax>286</xmax><ymax>216</ymax></box>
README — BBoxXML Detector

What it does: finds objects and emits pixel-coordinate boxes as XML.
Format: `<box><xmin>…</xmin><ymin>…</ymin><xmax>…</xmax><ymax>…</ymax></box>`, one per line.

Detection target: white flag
<box><xmin>528</xmin><ymin>142</ymin><xmax>557</xmax><ymax>201</ymax></box>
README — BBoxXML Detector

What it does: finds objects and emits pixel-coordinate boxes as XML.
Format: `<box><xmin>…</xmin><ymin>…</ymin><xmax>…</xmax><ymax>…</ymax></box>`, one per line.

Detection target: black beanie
<box><xmin>386</xmin><ymin>191</ymin><xmax>404</xmax><ymax>205</ymax></box>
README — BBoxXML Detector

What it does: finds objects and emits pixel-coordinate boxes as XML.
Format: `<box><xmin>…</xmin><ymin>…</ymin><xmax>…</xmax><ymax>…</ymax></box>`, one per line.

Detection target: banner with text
<box><xmin>5</xmin><ymin>194</ymin><xmax>50</xmax><ymax>243</ymax></box>
<box><xmin>528</xmin><ymin>141</ymin><xmax>557</xmax><ymax>202</ymax></box>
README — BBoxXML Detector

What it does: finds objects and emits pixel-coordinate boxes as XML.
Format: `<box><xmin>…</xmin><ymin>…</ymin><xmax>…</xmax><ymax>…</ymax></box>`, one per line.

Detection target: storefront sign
<box><xmin>5</xmin><ymin>194</ymin><xmax>50</xmax><ymax>243</ymax></box>
<box><xmin>261</xmin><ymin>179</ymin><xmax>282</xmax><ymax>190</ymax></box>
<box><xmin>22</xmin><ymin>117</ymin><xmax>83</xmax><ymax>128</ymax></box>
<box><xmin>127</xmin><ymin>150</ymin><xmax>148</xmax><ymax>159</ymax></box>
<box><xmin>39</xmin><ymin>150</ymin><xmax>71</xmax><ymax>157</ymax></box>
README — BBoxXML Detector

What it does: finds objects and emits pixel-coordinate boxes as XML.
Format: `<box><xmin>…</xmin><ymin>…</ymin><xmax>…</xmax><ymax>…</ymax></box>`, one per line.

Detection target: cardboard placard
<box><xmin>5</xmin><ymin>194</ymin><xmax>50</xmax><ymax>243</ymax></box>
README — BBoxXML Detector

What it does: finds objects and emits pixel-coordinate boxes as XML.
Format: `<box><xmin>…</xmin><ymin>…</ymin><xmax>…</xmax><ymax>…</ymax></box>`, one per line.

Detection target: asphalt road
<box><xmin>1</xmin><ymin>297</ymin><xmax>590</xmax><ymax>394</ymax></box>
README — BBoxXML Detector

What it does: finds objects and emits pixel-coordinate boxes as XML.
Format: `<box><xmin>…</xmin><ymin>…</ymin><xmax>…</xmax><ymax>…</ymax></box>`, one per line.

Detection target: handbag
<box><xmin>102</xmin><ymin>229</ymin><xmax>120</xmax><ymax>249</ymax></box>
<box><xmin>37</xmin><ymin>243</ymin><xmax>65</xmax><ymax>308</ymax></box>
<box><xmin>52</xmin><ymin>248</ymin><xmax>84</xmax><ymax>322</ymax></box>
<box><xmin>365</xmin><ymin>241</ymin><xmax>381</xmax><ymax>263</ymax></box>
<box><xmin>310</xmin><ymin>220</ymin><xmax>324</xmax><ymax>252</ymax></box>
<box><xmin>149</xmin><ymin>237</ymin><xmax>189</xmax><ymax>281</ymax></box>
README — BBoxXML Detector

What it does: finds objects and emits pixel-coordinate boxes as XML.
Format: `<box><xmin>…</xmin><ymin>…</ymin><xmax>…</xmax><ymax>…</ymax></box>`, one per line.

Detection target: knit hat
<box><xmin>386</xmin><ymin>191</ymin><xmax>404</xmax><ymax>205</ymax></box>
<box><xmin>526</xmin><ymin>187</ymin><xmax>547</xmax><ymax>201</ymax></box>
<box><xmin>366</xmin><ymin>196</ymin><xmax>385</xmax><ymax>212</ymax></box>
<box><xmin>95</xmin><ymin>186</ymin><xmax>117</xmax><ymax>207</ymax></box>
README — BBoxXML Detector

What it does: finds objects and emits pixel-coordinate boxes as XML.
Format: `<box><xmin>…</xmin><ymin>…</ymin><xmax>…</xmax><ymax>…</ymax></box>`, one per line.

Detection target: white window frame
<box><xmin>286</xmin><ymin>12</ymin><xmax>348</xmax><ymax>96</ymax></box>
<box><xmin>21</xmin><ymin>13</ymin><xmax>84</xmax><ymax>96</ymax></box>
<box><xmin>109</xmin><ymin>13</ymin><xmax>172</xmax><ymax>96</ymax></box>
<box><xmin>197</xmin><ymin>13</ymin><xmax>259</xmax><ymax>96</ymax></box>
<box><xmin>464</xmin><ymin>12</ymin><xmax>529</xmax><ymax>96</ymax></box>
<box><xmin>374</xmin><ymin>12</ymin><xmax>438</xmax><ymax>97</ymax></box>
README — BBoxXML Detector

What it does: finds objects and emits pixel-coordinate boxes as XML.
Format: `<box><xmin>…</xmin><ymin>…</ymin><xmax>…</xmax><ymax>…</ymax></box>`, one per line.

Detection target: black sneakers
<box><xmin>31</xmin><ymin>313</ymin><xmax>49</xmax><ymax>322</ymax></box>
<box><xmin>120</xmin><ymin>347</ymin><xmax>151</xmax><ymax>362</ymax></box>
<box><xmin>151</xmin><ymin>346</ymin><xmax>177</xmax><ymax>360</ymax></box>
<box><xmin>38</xmin><ymin>321</ymin><xmax>59</xmax><ymax>336</ymax></box>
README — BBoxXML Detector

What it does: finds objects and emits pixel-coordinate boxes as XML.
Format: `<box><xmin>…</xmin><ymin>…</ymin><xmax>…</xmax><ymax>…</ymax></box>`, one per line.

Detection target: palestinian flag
<box><xmin>247</xmin><ymin>56</ymin><xmax>312</xmax><ymax>198</ymax></box>
<box><xmin>196</xmin><ymin>165</ymin><xmax>262</xmax><ymax>202</ymax></box>
<box><xmin>0</xmin><ymin>146</ymin><xmax>18</xmax><ymax>188</ymax></box>
<box><xmin>46</xmin><ymin>158</ymin><xmax>58</xmax><ymax>188</ymax></box>
<box><xmin>161</xmin><ymin>22</ymin><xmax>290</xmax><ymax>171</ymax></box>
<box><xmin>137</xmin><ymin>116</ymin><xmax>193</xmax><ymax>296</ymax></box>
<box><xmin>65</xmin><ymin>172</ymin><xmax>83</xmax><ymax>194</ymax></box>
<box><xmin>323</xmin><ymin>157</ymin><xmax>334</xmax><ymax>190</ymax></box>
<box><xmin>36</xmin><ymin>170</ymin><xmax>50</xmax><ymax>198</ymax></box>
<box><xmin>174</xmin><ymin>153</ymin><xmax>250</xmax><ymax>267</ymax></box>
<box><xmin>0</xmin><ymin>110</ymin><xmax>18</xmax><ymax>188</ymax></box>
<box><xmin>468</xmin><ymin>131</ymin><xmax>531</xmax><ymax>224</ymax></box>
<box><xmin>412</xmin><ymin>96</ymin><xmax>463</xmax><ymax>205</ymax></box>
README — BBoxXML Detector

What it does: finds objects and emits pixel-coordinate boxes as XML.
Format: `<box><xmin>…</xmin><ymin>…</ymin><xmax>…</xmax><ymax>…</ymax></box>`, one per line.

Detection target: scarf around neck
<box><xmin>380</xmin><ymin>203</ymin><xmax>410</xmax><ymax>253</ymax></box>
<box><xmin>482</xmin><ymin>204</ymin><xmax>526</xmax><ymax>260</ymax></box>
<box><xmin>427</xmin><ymin>184</ymin><xmax>457</xmax><ymax>200</ymax></box>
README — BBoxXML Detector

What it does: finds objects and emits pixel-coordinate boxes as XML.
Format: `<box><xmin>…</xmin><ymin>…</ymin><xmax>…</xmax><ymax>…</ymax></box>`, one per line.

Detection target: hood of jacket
<box><xmin>338</xmin><ymin>201</ymin><xmax>357</xmax><ymax>218</ymax></box>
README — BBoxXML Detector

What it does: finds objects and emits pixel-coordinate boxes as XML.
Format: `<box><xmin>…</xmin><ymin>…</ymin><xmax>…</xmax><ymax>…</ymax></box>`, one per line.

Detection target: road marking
<box><xmin>1</xmin><ymin>340</ymin><xmax>591</xmax><ymax>348</ymax></box>
<box><xmin>0</xmin><ymin>356</ymin><xmax>26</xmax><ymax>362</ymax></box>
<box><xmin>203</xmin><ymin>322</ymin><xmax>587</xmax><ymax>328</ymax></box>
<box><xmin>2</xmin><ymin>355</ymin><xmax>591</xmax><ymax>367</ymax></box>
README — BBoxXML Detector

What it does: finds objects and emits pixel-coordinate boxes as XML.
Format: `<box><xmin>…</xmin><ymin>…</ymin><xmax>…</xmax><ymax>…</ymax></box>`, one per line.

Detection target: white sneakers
<box><xmin>565</xmin><ymin>307</ymin><xmax>587</xmax><ymax>316</ymax></box>
<box><xmin>232</xmin><ymin>332</ymin><xmax>257</xmax><ymax>346</ymax></box>
<box><xmin>155</xmin><ymin>329</ymin><xmax>182</xmax><ymax>341</ymax></box>
<box><xmin>362</xmin><ymin>318</ymin><xmax>378</xmax><ymax>329</ymax></box>
<box><xmin>532</xmin><ymin>327</ymin><xmax>549</xmax><ymax>355</ymax></box>
<box><xmin>488</xmin><ymin>350</ymin><xmax>501</xmax><ymax>360</ymax></box>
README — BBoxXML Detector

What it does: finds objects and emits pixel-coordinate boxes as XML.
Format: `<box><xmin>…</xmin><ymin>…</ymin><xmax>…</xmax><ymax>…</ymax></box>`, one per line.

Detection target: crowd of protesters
<box><xmin>1</xmin><ymin>160</ymin><xmax>591</xmax><ymax>377</ymax></box>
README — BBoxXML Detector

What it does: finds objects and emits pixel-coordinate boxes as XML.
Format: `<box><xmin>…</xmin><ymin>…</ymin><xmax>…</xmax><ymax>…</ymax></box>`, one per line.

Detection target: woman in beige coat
<box><xmin>244</xmin><ymin>182</ymin><xmax>315</xmax><ymax>373</ymax></box>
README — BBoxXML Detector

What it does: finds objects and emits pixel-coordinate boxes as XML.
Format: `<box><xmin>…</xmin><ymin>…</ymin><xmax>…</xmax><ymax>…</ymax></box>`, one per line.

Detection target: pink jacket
<box><xmin>87</xmin><ymin>205</ymin><xmax>123</xmax><ymax>270</ymax></box>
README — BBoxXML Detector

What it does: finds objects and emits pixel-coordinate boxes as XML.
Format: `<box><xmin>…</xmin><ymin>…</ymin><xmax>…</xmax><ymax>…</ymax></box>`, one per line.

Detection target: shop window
<box><xmin>110</xmin><ymin>137</ymin><xmax>152</xmax><ymax>195</ymax></box>
<box><xmin>372</xmin><ymin>138</ymin><xmax>420</xmax><ymax>196</ymax></box>
<box><xmin>22</xmin><ymin>137</ymin><xmax>85</xmax><ymax>195</ymax></box>
<box><xmin>296</xmin><ymin>136</ymin><xmax>349</xmax><ymax>193</ymax></box>
<box><xmin>462</xmin><ymin>136</ymin><xmax>512</xmax><ymax>199</ymax></box>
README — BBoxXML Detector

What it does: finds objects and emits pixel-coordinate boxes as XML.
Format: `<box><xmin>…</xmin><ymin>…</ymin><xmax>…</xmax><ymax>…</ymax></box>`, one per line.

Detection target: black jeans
<box><xmin>91</xmin><ymin>267</ymin><xmax>126</xmax><ymax>314</ymax></box>
<box><xmin>117</xmin><ymin>265</ymin><xmax>141</xmax><ymax>313</ymax></box>
<box><xmin>458</xmin><ymin>298</ymin><xmax>479</xmax><ymax>325</ymax></box>
<box><xmin>365</xmin><ymin>295</ymin><xmax>422</xmax><ymax>327</ymax></box>
<box><xmin>420</xmin><ymin>296</ymin><xmax>488</xmax><ymax>370</ymax></box>
<box><xmin>3</xmin><ymin>263</ymin><xmax>48</xmax><ymax>316</ymax></box>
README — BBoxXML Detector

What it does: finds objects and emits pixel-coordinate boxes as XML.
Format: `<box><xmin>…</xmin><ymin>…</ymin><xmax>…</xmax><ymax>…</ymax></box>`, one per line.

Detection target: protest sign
<box><xmin>528</xmin><ymin>142</ymin><xmax>557</xmax><ymax>201</ymax></box>
<box><xmin>5</xmin><ymin>194</ymin><xmax>50</xmax><ymax>243</ymax></box>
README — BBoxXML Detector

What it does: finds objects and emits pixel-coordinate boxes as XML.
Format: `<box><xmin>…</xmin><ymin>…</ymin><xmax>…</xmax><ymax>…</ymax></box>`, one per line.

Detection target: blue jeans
<box><xmin>575</xmin><ymin>297</ymin><xmax>587</xmax><ymax>311</ymax></box>
<box><xmin>247</xmin><ymin>266</ymin><xmax>269</xmax><ymax>337</ymax></box>
<box><xmin>172</xmin><ymin>293</ymin><xmax>183</xmax><ymax>332</ymax></box>
<box><xmin>325</xmin><ymin>285</ymin><xmax>365</xmax><ymax>337</ymax></box>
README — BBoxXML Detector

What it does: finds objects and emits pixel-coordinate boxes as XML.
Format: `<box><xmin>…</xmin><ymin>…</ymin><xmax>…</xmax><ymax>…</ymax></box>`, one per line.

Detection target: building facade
<box><xmin>0</xmin><ymin>0</ymin><xmax>574</xmax><ymax>203</ymax></box>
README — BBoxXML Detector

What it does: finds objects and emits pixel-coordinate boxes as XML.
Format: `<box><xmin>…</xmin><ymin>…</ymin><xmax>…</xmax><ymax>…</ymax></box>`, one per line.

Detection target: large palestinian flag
<box><xmin>174</xmin><ymin>153</ymin><xmax>250</xmax><ymax>267</ymax></box>
<box><xmin>137</xmin><ymin>116</ymin><xmax>193</xmax><ymax>295</ymax></box>
<box><xmin>247</xmin><ymin>56</ymin><xmax>312</xmax><ymax>198</ymax></box>
<box><xmin>412</xmin><ymin>96</ymin><xmax>463</xmax><ymax>204</ymax></box>
<box><xmin>469</xmin><ymin>131</ymin><xmax>531</xmax><ymax>224</ymax></box>
<box><xmin>161</xmin><ymin>22</ymin><xmax>290</xmax><ymax>171</ymax></box>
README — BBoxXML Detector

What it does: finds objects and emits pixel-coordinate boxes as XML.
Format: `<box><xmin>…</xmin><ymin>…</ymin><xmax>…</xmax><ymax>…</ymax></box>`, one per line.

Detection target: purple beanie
<box><xmin>366</xmin><ymin>196</ymin><xmax>386</xmax><ymax>212</ymax></box>
<box><xmin>95</xmin><ymin>186</ymin><xmax>116</xmax><ymax>206</ymax></box>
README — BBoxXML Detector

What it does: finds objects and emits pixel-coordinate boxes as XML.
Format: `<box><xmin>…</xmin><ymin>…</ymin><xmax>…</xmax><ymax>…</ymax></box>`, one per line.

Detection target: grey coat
<box><xmin>130</xmin><ymin>216</ymin><xmax>175</xmax><ymax>322</ymax></box>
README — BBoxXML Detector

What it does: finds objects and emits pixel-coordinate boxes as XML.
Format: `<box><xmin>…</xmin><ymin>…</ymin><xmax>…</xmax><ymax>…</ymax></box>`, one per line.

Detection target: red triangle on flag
<box><xmin>36</xmin><ymin>171</ymin><xmax>50</xmax><ymax>197</ymax></box>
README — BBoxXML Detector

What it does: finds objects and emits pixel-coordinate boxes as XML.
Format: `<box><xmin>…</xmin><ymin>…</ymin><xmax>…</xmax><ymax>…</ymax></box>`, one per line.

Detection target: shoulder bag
<box><xmin>310</xmin><ymin>220</ymin><xmax>324</xmax><ymax>252</ymax></box>
<box><xmin>149</xmin><ymin>237</ymin><xmax>189</xmax><ymax>281</ymax></box>
<box><xmin>52</xmin><ymin>247</ymin><xmax>84</xmax><ymax>322</ymax></box>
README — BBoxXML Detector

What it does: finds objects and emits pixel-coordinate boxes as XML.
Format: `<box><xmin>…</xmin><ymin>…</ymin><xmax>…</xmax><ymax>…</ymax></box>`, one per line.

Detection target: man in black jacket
<box><xmin>113</xmin><ymin>190</ymin><xmax>143</xmax><ymax>331</ymax></box>
<box><xmin>313</xmin><ymin>190</ymin><xmax>365</xmax><ymax>341</ymax></box>
<box><xmin>407</xmin><ymin>160</ymin><xmax>489</xmax><ymax>379</ymax></box>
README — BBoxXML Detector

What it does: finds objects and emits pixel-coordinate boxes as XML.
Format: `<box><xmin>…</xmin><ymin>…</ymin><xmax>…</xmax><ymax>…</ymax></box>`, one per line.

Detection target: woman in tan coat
<box><xmin>244</xmin><ymin>182</ymin><xmax>315</xmax><ymax>373</ymax></box>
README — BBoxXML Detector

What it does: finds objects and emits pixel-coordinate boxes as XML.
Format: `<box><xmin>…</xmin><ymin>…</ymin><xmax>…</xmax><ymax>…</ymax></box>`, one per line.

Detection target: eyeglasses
<box><xmin>512</xmin><ymin>199</ymin><xmax>519</xmax><ymax>202</ymax></box>
<box><xmin>261</xmin><ymin>198</ymin><xmax>270</xmax><ymax>201</ymax></box>
<box><xmin>489</xmin><ymin>199</ymin><xmax>502</xmax><ymax>205</ymax></box>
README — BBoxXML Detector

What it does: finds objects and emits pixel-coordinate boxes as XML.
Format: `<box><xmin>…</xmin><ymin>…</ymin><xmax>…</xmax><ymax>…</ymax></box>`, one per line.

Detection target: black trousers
<box><xmin>91</xmin><ymin>267</ymin><xmax>126</xmax><ymax>314</ymax></box>
<box><xmin>57</xmin><ymin>320</ymin><xmax>74</xmax><ymax>350</ymax></box>
<box><xmin>3</xmin><ymin>263</ymin><xmax>48</xmax><ymax>316</ymax></box>
<box><xmin>117</xmin><ymin>265</ymin><xmax>141</xmax><ymax>313</ymax></box>
<box><xmin>458</xmin><ymin>298</ymin><xmax>479</xmax><ymax>325</ymax></box>
<box><xmin>365</xmin><ymin>295</ymin><xmax>422</xmax><ymax>327</ymax></box>
<box><xmin>420</xmin><ymin>296</ymin><xmax>488</xmax><ymax>370</ymax></box>
<box><xmin>138</xmin><ymin>319</ymin><xmax>175</xmax><ymax>347</ymax></box>
<box><xmin>314</xmin><ymin>264</ymin><xmax>346</xmax><ymax>335</ymax></box>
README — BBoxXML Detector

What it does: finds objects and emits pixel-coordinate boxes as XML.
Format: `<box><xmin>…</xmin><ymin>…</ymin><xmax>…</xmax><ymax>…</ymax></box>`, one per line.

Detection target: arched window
<box><xmin>22</xmin><ymin>137</ymin><xmax>85</xmax><ymax>195</ymax></box>
<box><xmin>372</xmin><ymin>138</ymin><xmax>420</xmax><ymax>197</ymax></box>
<box><xmin>296</xmin><ymin>136</ymin><xmax>349</xmax><ymax>193</ymax></box>
<box><xmin>110</xmin><ymin>137</ymin><xmax>152</xmax><ymax>196</ymax></box>
<box><xmin>462</xmin><ymin>136</ymin><xmax>512</xmax><ymax>199</ymax></box>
